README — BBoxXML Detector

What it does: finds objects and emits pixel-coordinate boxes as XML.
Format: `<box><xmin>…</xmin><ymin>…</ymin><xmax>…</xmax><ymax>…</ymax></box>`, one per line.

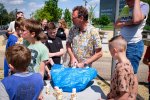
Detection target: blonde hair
<box><xmin>58</xmin><ymin>19</ymin><xmax>68</xmax><ymax>28</ymax></box>
<box><xmin>109</xmin><ymin>35</ymin><xmax>127</xmax><ymax>52</ymax></box>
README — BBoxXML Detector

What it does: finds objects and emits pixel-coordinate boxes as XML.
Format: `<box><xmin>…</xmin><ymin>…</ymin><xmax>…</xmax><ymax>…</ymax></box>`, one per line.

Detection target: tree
<box><xmin>63</xmin><ymin>8</ymin><xmax>72</xmax><ymax>27</ymax></box>
<box><xmin>92</xmin><ymin>18</ymin><xmax>100</xmax><ymax>25</ymax></box>
<box><xmin>34</xmin><ymin>8</ymin><xmax>53</xmax><ymax>21</ymax></box>
<box><xmin>99</xmin><ymin>15</ymin><xmax>110</xmax><ymax>27</ymax></box>
<box><xmin>88</xmin><ymin>4</ymin><xmax>97</xmax><ymax>24</ymax></box>
<box><xmin>8</xmin><ymin>11</ymin><xmax>16</xmax><ymax>22</ymax></box>
<box><xmin>34</xmin><ymin>0</ymin><xmax>63</xmax><ymax>22</ymax></box>
<box><xmin>0</xmin><ymin>3</ymin><xmax>9</xmax><ymax>25</ymax></box>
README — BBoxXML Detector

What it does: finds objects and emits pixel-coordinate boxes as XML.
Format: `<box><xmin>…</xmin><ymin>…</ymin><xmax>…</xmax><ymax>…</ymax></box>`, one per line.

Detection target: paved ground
<box><xmin>0</xmin><ymin>31</ymin><xmax>149</xmax><ymax>99</ymax></box>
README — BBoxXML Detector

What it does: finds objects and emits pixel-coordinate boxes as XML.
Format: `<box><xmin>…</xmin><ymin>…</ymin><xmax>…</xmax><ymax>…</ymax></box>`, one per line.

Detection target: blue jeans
<box><xmin>126</xmin><ymin>40</ymin><xmax>144</xmax><ymax>74</ymax></box>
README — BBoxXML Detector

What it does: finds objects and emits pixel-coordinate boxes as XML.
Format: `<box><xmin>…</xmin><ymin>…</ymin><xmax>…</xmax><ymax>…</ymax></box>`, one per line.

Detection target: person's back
<box><xmin>1</xmin><ymin>73</ymin><xmax>43</xmax><ymax>100</ymax></box>
<box><xmin>107</xmin><ymin>35</ymin><xmax>137</xmax><ymax>100</ymax></box>
<box><xmin>0</xmin><ymin>44</ymin><xmax>44</xmax><ymax>100</ymax></box>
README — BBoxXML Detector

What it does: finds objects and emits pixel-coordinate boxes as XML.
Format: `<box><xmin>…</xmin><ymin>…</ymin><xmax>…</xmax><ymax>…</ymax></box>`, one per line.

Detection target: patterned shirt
<box><xmin>107</xmin><ymin>62</ymin><xmax>137</xmax><ymax>99</ymax></box>
<box><xmin>67</xmin><ymin>24</ymin><xmax>102</xmax><ymax>63</ymax></box>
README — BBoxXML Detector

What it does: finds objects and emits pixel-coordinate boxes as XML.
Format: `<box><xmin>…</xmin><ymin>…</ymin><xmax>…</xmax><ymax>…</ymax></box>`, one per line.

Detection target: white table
<box><xmin>42</xmin><ymin>80</ymin><xmax>106</xmax><ymax>100</ymax></box>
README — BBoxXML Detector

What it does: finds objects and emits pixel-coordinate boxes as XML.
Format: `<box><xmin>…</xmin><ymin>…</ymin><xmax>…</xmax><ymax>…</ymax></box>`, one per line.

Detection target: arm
<box><xmin>64</xmin><ymin>28</ymin><xmax>69</xmax><ymax>38</ymax></box>
<box><xmin>115</xmin><ymin>0</ymin><xmax>148</xmax><ymax>28</ymax></box>
<box><xmin>39</xmin><ymin>61</ymin><xmax>45</xmax><ymax>77</ymax></box>
<box><xmin>132</xmin><ymin>0</ymin><xmax>145</xmax><ymax>24</ymax></box>
<box><xmin>77</xmin><ymin>48</ymin><xmax>103</xmax><ymax>68</ymax></box>
<box><xmin>115</xmin><ymin>19</ymin><xmax>133</xmax><ymax>28</ymax></box>
<box><xmin>45</xmin><ymin>65</ymin><xmax>50</xmax><ymax>80</ymax></box>
<box><xmin>66</xmin><ymin>42</ymin><xmax>78</xmax><ymax>65</ymax></box>
<box><xmin>143</xmin><ymin>46</ymin><xmax>150</xmax><ymax>66</ymax></box>
<box><xmin>49</xmin><ymin>48</ymin><xmax>64</xmax><ymax>57</ymax></box>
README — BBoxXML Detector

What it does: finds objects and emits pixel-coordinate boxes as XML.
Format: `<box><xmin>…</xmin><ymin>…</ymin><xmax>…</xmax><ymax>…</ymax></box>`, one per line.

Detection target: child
<box><xmin>143</xmin><ymin>46</ymin><xmax>150</xmax><ymax>100</ymax></box>
<box><xmin>0</xmin><ymin>44</ymin><xmax>44</xmax><ymax>99</ymax></box>
<box><xmin>107</xmin><ymin>35</ymin><xmax>138</xmax><ymax>100</ymax></box>
<box><xmin>21</xmin><ymin>19</ymin><xmax>49</xmax><ymax>77</ymax></box>
<box><xmin>38</xmin><ymin>32</ymin><xmax>51</xmax><ymax>80</ymax></box>
<box><xmin>4</xmin><ymin>17</ymin><xmax>24</xmax><ymax>77</ymax></box>
<box><xmin>45</xmin><ymin>22</ymin><xmax>64</xmax><ymax>69</ymax></box>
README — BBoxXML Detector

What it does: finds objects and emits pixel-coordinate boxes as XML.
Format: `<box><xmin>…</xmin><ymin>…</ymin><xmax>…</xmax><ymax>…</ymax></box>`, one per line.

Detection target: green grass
<box><xmin>94</xmin><ymin>23</ymin><xmax>114</xmax><ymax>31</ymax></box>
<box><xmin>144</xmin><ymin>25</ymin><xmax>150</xmax><ymax>30</ymax></box>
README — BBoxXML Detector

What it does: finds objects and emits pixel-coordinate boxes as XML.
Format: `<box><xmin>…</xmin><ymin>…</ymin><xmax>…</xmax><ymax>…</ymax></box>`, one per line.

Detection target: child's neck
<box><xmin>28</xmin><ymin>38</ymin><xmax>38</xmax><ymax>44</ymax></box>
<box><xmin>117</xmin><ymin>52</ymin><xmax>129</xmax><ymax>63</ymax></box>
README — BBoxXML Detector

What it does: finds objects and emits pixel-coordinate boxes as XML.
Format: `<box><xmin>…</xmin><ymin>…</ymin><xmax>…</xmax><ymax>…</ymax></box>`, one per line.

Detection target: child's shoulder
<box><xmin>116</xmin><ymin>62</ymin><xmax>133</xmax><ymax>73</ymax></box>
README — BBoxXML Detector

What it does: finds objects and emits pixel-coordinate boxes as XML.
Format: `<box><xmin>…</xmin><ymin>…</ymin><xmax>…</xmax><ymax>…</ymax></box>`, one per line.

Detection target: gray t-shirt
<box><xmin>120</xmin><ymin>2</ymin><xmax>149</xmax><ymax>44</ymax></box>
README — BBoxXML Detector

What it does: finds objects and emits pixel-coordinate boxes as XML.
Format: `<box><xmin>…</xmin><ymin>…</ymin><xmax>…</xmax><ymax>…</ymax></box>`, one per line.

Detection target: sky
<box><xmin>0</xmin><ymin>0</ymin><xmax>100</xmax><ymax>18</ymax></box>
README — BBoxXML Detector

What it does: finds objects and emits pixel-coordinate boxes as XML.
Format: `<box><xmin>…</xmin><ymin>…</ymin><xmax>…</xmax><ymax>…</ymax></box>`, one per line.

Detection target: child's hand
<box><xmin>38</xmin><ymin>93</ymin><xmax>44</xmax><ymax>100</ymax></box>
<box><xmin>47</xmin><ymin>72</ymin><xmax>51</xmax><ymax>80</ymax></box>
<box><xmin>48</xmin><ymin>58</ymin><xmax>54</xmax><ymax>65</ymax></box>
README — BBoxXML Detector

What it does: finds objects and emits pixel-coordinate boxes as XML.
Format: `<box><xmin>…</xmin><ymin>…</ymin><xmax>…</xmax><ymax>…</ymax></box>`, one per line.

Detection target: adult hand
<box><xmin>77</xmin><ymin>62</ymin><xmax>85</xmax><ymax>68</ymax></box>
<box><xmin>70</xmin><ymin>57</ymin><xmax>78</xmax><ymax>67</ymax></box>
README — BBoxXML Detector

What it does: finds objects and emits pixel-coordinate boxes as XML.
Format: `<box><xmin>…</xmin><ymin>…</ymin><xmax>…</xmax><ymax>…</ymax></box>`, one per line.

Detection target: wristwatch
<box><xmin>83</xmin><ymin>61</ymin><xmax>88</xmax><ymax>67</ymax></box>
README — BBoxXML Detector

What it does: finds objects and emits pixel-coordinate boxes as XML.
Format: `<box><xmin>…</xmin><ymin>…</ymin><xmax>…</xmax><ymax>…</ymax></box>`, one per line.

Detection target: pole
<box><xmin>111</xmin><ymin>0</ymin><xmax>120</xmax><ymax>77</ymax></box>
<box><xmin>15</xmin><ymin>8</ymin><xmax>18</xmax><ymax>19</ymax></box>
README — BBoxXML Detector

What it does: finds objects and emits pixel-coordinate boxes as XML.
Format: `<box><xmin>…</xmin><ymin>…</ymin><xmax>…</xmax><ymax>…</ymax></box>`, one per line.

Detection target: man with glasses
<box><xmin>66</xmin><ymin>6</ymin><xmax>102</xmax><ymax>68</ymax></box>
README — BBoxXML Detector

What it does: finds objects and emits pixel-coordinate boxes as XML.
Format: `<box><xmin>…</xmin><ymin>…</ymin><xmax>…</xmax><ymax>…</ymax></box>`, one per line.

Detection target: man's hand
<box><xmin>70</xmin><ymin>57</ymin><xmax>78</xmax><ymax>67</ymax></box>
<box><xmin>77</xmin><ymin>62</ymin><xmax>84</xmax><ymax>68</ymax></box>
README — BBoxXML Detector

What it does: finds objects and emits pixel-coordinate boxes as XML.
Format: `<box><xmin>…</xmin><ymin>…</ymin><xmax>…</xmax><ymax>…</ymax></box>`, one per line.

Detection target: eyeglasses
<box><xmin>72</xmin><ymin>17</ymin><xmax>78</xmax><ymax>20</ymax></box>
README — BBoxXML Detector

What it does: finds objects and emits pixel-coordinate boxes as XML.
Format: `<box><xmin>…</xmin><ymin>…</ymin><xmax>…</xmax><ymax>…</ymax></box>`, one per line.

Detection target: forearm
<box><xmin>85</xmin><ymin>48</ymin><xmax>102</xmax><ymax>65</ymax></box>
<box><xmin>66</xmin><ymin>42</ymin><xmax>75</xmax><ymax>59</ymax></box>
<box><xmin>133</xmin><ymin>0</ymin><xmax>144</xmax><ymax>24</ymax></box>
<box><xmin>115</xmin><ymin>20</ymin><xmax>133</xmax><ymax>28</ymax></box>
<box><xmin>40</xmin><ymin>62</ymin><xmax>45</xmax><ymax>77</ymax></box>
<box><xmin>49</xmin><ymin>49</ymin><xmax>64</xmax><ymax>57</ymax></box>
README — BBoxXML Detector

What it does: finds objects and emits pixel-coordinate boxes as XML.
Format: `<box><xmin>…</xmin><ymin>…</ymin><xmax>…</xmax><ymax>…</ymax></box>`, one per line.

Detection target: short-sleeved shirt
<box><xmin>45</xmin><ymin>37</ymin><xmax>63</xmax><ymax>64</ymax></box>
<box><xmin>67</xmin><ymin>24</ymin><xmax>102</xmax><ymax>63</ymax></box>
<box><xmin>0</xmin><ymin>73</ymin><xmax>44</xmax><ymax>100</ymax></box>
<box><xmin>28</xmin><ymin>42</ymin><xmax>49</xmax><ymax>73</ymax></box>
<box><xmin>7</xmin><ymin>21</ymin><xmax>15</xmax><ymax>33</ymax></box>
<box><xmin>119</xmin><ymin>2</ymin><xmax>149</xmax><ymax>43</ymax></box>
<box><xmin>107</xmin><ymin>62</ymin><xmax>137</xmax><ymax>99</ymax></box>
<box><xmin>143</xmin><ymin>46</ymin><xmax>150</xmax><ymax>82</ymax></box>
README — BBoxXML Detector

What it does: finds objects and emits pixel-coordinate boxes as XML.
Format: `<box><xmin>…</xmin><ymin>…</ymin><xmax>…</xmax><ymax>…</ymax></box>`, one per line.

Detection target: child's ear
<box><xmin>80</xmin><ymin>16</ymin><xmax>84</xmax><ymax>21</ymax></box>
<box><xmin>113</xmin><ymin>48</ymin><xmax>118</xmax><ymax>53</ymax></box>
<box><xmin>9</xmin><ymin>64</ymin><xmax>15</xmax><ymax>71</ymax></box>
<box><xmin>31</xmin><ymin>32</ymin><xmax>35</xmax><ymax>37</ymax></box>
